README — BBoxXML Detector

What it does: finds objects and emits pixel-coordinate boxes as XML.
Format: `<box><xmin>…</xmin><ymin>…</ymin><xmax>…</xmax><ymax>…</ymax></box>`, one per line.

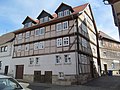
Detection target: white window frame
<box><xmin>63</xmin><ymin>21</ymin><xmax>68</xmax><ymax>30</ymax></box>
<box><xmin>35</xmin><ymin>29</ymin><xmax>40</xmax><ymax>36</ymax></box>
<box><xmin>18</xmin><ymin>33</ymin><xmax>22</xmax><ymax>40</ymax></box>
<box><xmin>56</xmin><ymin>55</ymin><xmax>61</xmax><ymax>64</ymax></box>
<box><xmin>25</xmin><ymin>44</ymin><xmax>29</xmax><ymax>51</ymax></box>
<box><xmin>17</xmin><ymin>45</ymin><xmax>22</xmax><ymax>52</ymax></box>
<box><xmin>58</xmin><ymin>11</ymin><xmax>64</xmax><ymax>17</ymax></box>
<box><xmin>57</xmin><ymin>38</ymin><xmax>62</xmax><ymax>47</ymax></box>
<box><xmin>64</xmin><ymin>54</ymin><xmax>71</xmax><ymax>64</ymax></box>
<box><xmin>35</xmin><ymin>57</ymin><xmax>40</xmax><ymax>65</ymax></box>
<box><xmin>39</xmin><ymin>27</ymin><xmax>45</xmax><ymax>35</ymax></box>
<box><xmin>34</xmin><ymin>42</ymin><xmax>39</xmax><ymax>50</ymax></box>
<box><xmin>56</xmin><ymin>23</ymin><xmax>62</xmax><ymax>31</ymax></box>
<box><xmin>39</xmin><ymin>41</ymin><xmax>44</xmax><ymax>49</ymax></box>
<box><xmin>29</xmin><ymin>58</ymin><xmax>34</xmax><ymax>65</ymax></box>
<box><xmin>58</xmin><ymin>72</ymin><xmax>64</xmax><ymax>79</ymax></box>
<box><xmin>63</xmin><ymin>37</ymin><xmax>69</xmax><ymax>46</ymax></box>
<box><xmin>81</xmin><ymin>23</ymin><xmax>87</xmax><ymax>33</ymax></box>
<box><xmin>40</xmin><ymin>18</ymin><xmax>44</xmax><ymax>23</ymax></box>
<box><xmin>44</xmin><ymin>16</ymin><xmax>49</xmax><ymax>22</ymax></box>
<box><xmin>25</xmin><ymin>31</ymin><xmax>30</xmax><ymax>38</ymax></box>
<box><xmin>64</xmin><ymin>9</ymin><xmax>70</xmax><ymax>16</ymax></box>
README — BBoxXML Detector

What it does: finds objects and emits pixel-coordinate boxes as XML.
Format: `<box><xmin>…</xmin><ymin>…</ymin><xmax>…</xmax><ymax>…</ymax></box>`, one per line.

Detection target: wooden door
<box><xmin>15</xmin><ymin>65</ymin><xmax>24</xmax><ymax>79</ymax></box>
<box><xmin>34</xmin><ymin>71</ymin><xmax>42</xmax><ymax>83</ymax></box>
<box><xmin>45</xmin><ymin>71</ymin><xmax>52</xmax><ymax>83</ymax></box>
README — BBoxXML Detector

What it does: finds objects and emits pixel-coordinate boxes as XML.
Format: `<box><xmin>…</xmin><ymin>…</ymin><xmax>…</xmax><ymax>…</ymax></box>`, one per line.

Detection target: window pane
<box><xmin>44</xmin><ymin>16</ymin><xmax>49</xmax><ymax>22</ymax></box>
<box><xmin>63</xmin><ymin>21</ymin><xmax>68</xmax><ymax>30</ymax></box>
<box><xmin>57</xmin><ymin>38</ymin><xmax>62</xmax><ymax>47</ymax></box>
<box><xmin>63</xmin><ymin>37</ymin><xmax>69</xmax><ymax>46</ymax></box>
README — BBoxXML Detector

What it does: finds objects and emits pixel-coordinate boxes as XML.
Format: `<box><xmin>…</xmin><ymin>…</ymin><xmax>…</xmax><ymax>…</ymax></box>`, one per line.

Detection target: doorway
<box><xmin>4</xmin><ymin>66</ymin><xmax>8</xmax><ymax>75</ymax></box>
<box><xmin>104</xmin><ymin>64</ymin><xmax>108</xmax><ymax>74</ymax></box>
<box><xmin>15</xmin><ymin>65</ymin><xmax>24</xmax><ymax>79</ymax></box>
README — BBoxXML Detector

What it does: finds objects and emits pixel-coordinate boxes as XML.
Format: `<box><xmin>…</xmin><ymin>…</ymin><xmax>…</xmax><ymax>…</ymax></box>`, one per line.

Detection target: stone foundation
<box><xmin>22</xmin><ymin>73</ymin><xmax>98</xmax><ymax>85</ymax></box>
<box><xmin>23</xmin><ymin>74</ymin><xmax>34</xmax><ymax>82</ymax></box>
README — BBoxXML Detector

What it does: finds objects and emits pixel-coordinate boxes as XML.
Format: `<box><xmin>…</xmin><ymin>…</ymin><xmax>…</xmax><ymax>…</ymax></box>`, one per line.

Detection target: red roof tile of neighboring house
<box><xmin>73</xmin><ymin>3</ymin><xmax>89</xmax><ymax>14</ymax></box>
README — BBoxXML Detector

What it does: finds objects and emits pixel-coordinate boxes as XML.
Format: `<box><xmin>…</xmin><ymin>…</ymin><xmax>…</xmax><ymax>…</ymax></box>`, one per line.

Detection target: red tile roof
<box><xmin>73</xmin><ymin>3</ymin><xmax>89</xmax><ymax>14</ymax></box>
<box><xmin>52</xmin><ymin>3</ymin><xmax>89</xmax><ymax>19</ymax></box>
<box><xmin>22</xmin><ymin>3</ymin><xmax>89</xmax><ymax>25</ymax></box>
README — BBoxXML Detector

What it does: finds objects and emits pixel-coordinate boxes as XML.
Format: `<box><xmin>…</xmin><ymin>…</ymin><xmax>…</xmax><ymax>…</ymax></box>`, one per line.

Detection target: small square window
<box><xmin>63</xmin><ymin>37</ymin><xmax>69</xmax><ymax>46</ymax></box>
<box><xmin>25</xmin><ymin>31</ymin><xmax>30</xmax><ymax>38</ymax></box>
<box><xmin>35</xmin><ymin>29</ymin><xmax>40</xmax><ymax>36</ymax></box>
<box><xmin>56</xmin><ymin>55</ymin><xmax>61</xmax><ymax>64</ymax></box>
<box><xmin>64</xmin><ymin>9</ymin><xmax>70</xmax><ymax>16</ymax></box>
<box><xmin>57</xmin><ymin>38</ymin><xmax>62</xmax><ymax>47</ymax></box>
<box><xmin>44</xmin><ymin>16</ymin><xmax>49</xmax><ymax>22</ymax></box>
<box><xmin>58</xmin><ymin>72</ymin><xmax>64</xmax><ymax>79</ymax></box>
<box><xmin>36</xmin><ymin>57</ymin><xmax>40</xmax><ymax>65</ymax></box>
<box><xmin>63</xmin><ymin>21</ymin><xmax>68</xmax><ymax>30</ymax></box>
<box><xmin>34</xmin><ymin>42</ymin><xmax>39</xmax><ymax>50</ymax></box>
<box><xmin>64</xmin><ymin>55</ymin><xmax>71</xmax><ymax>64</ymax></box>
<box><xmin>39</xmin><ymin>42</ymin><xmax>44</xmax><ymax>49</ymax></box>
<box><xmin>18</xmin><ymin>33</ymin><xmax>22</xmax><ymax>40</ymax></box>
<box><xmin>58</xmin><ymin>11</ymin><xmax>63</xmax><ymax>17</ymax></box>
<box><xmin>40</xmin><ymin>27</ymin><xmax>45</xmax><ymax>35</ymax></box>
<box><xmin>40</xmin><ymin>18</ymin><xmax>44</xmax><ymax>23</ymax></box>
<box><xmin>25</xmin><ymin>44</ymin><xmax>29</xmax><ymax>51</ymax></box>
<box><xmin>56</xmin><ymin>23</ymin><xmax>62</xmax><ymax>31</ymax></box>
<box><xmin>29</xmin><ymin>58</ymin><xmax>34</xmax><ymax>65</ymax></box>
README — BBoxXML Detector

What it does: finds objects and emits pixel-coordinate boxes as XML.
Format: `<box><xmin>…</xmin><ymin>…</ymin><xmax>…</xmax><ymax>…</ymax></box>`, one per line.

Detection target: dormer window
<box><xmin>44</xmin><ymin>16</ymin><xmax>49</xmax><ymax>22</ymax></box>
<box><xmin>64</xmin><ymin>9</ymin><xmax>70</xmax><ymax>16</ymax></box>
<box><xmin>37</xmin><ymin>10</ymin><xmax>53</xmax><ymax>24</ymax></box>
<box><xmin>40</xmin><ymin>18</ymin><xmax>44</xmax><ymax>23</ymax></box>
<box><xmin>58</xmin><ymin>11</ymin><xmax>64</xmax><ymax>17</ymax></box>
<box><xmin>22</xmin><ymin>16</ymin><xmax>37</xmax><ymax>28</ymax></box>
<box><xmin>55</xmin><ymin>3</ymin><xmax>74</xmax><ymax>18</ymax></box>
<box><xmin>24</xmin><ymin>22</ymin><xmax>32</xmax><ymax>28</ymax></box>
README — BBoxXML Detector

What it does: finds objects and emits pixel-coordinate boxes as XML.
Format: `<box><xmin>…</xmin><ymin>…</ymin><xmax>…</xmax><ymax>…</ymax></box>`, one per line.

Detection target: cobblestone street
<box><xmin>21</xmin><ymin>76</ymin><xmax>120</xmax><ymax>90</ymax></box>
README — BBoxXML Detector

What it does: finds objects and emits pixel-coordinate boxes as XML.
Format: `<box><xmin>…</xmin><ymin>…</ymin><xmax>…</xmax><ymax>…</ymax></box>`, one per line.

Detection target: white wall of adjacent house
<box><xmin>10</xmin><ymin>52</ymin><xmax>77</xmax><ymax>77</ymax></box>
<box><xmin>0</xmin><ymin>42</ymin><xmax>13</xmax><ymax>75</ymax></box>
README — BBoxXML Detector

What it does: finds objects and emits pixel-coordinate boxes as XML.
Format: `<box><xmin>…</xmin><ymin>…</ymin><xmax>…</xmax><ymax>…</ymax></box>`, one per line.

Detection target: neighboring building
<box><xmin>7</xmin><ymin>3</ymin><xmax>99</xmax><ymax>85</ymax></box>
<box><xmin>103</xmin><ymin>0</ymin><xmax>120</xmax><ymax>39</ymax></box>
<box><xmin>0</xmin><ymin>33</ymin><xmax>15</xmax><ymax>75</ymax></box>
<box><xmin>99</xmin><ymin>31</ymin><xmax>120</xmax><ymax>75</ymax></box>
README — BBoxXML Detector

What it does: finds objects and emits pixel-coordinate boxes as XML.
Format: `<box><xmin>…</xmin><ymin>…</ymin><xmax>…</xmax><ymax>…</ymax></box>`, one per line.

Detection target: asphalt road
<box><xmin>20</xmin><ymin>76</ymin><xmax>120</xmax><ymax>90</ymax></box>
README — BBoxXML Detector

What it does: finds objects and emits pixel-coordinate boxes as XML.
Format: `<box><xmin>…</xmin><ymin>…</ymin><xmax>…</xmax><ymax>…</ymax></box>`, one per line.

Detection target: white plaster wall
<box><xmin>10</xmin><ymin>52</ymin><xmax>77</xmax><ymax>77</ymax></box>
<box><xmin>0</xmin><ymin>42</ymin><xmax>13</xmax><ymax>74</ymax></box>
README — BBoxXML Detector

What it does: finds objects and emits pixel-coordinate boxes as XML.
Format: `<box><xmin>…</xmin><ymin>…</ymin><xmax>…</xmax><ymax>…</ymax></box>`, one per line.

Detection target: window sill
<box><xmin>64</xmin><ymin>63</ymin><xmax>71</xmax><ymax>65</ymax></box>
<box><xmin>55</xmin><ymin>63</ymin><xmax>62</xmax><ymax>65</ymax></box>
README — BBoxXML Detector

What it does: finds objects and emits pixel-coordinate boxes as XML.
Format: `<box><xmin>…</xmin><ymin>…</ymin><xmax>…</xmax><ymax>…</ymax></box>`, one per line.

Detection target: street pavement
<box><xmin>20</xmin><ymin>76</ymin><xmax>120</xmax><ymax>90</ymax></box>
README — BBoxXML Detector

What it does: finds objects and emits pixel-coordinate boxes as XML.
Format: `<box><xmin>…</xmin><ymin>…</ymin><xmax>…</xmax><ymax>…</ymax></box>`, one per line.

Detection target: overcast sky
<box><xmin>0</xmin><ymin>0</ymin><xmax>119</xmax><ymax>40</ymax></box>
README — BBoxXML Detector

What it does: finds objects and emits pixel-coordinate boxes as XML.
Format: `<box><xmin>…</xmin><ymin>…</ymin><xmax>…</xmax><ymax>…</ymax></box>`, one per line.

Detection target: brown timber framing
<box><xmin>89</xmin><ymin>5</ymin><xmax>101</xmax><ymax>72</ymax></box>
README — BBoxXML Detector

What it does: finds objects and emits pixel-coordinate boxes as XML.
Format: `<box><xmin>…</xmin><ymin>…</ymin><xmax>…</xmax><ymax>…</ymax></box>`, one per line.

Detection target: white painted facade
<box><xmin>10</xmin><ymin>52</ymin><xmax>76</xmax><ymax>77</ymax></box>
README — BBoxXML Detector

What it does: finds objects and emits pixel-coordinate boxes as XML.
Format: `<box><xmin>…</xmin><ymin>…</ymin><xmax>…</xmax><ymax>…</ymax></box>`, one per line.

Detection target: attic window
<box><xmin>64</xmin><ymin>9</ymin><xmax>70</xmax><ymax>16</ymax></box>
<box><xmin>24</xmin><ymin>22</ymin><xmax>32</xmax><ymax>28</ymax></box>
<box><xmin>40</xmin><ymin>18</ymin><xmax>44</xmax><ymax>23</ymax></box>
<box><xmin>58</xmin><ymin>11</ymin><xmax>64</xmax><ymax>17</ymax></box>
<box><xmin>44</xmin><ymin>16</ymin><xmax>49</xmax><ymax>22</ymax></box>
